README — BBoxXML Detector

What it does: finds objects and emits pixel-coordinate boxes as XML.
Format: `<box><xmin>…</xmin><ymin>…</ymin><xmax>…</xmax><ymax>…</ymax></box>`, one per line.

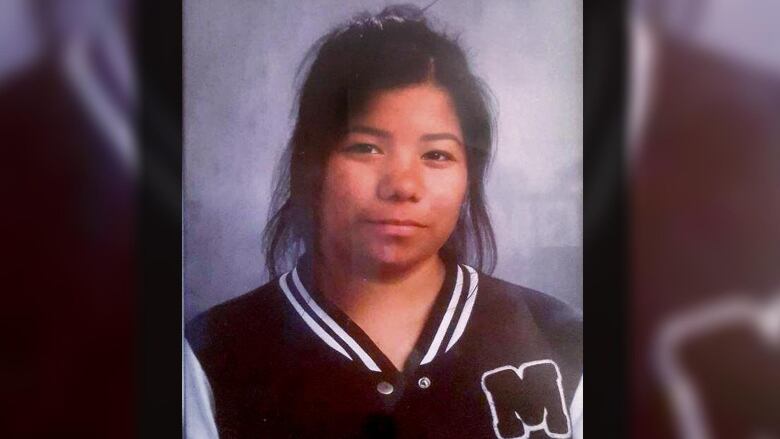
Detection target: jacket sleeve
<box><xmin>570</xmin><ymin>376</ymin><xmax>583</xmax><ymax>439</ymax></box>
<box><xmin>184</xmin><ymin>340</ymin><xmax>220</xmax><ymax>439</ymax></box>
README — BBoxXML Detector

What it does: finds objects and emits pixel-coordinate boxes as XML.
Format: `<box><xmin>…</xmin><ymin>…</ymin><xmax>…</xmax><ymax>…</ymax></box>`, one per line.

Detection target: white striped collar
<box><xmin>278</xmin><ymin>260</ymin><xmax>481</xmax><ymax>374</ymax></box>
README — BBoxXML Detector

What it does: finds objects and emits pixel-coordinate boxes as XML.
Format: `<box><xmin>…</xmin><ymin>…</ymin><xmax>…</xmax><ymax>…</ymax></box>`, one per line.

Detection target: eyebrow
<box><xmin>420</xmin><ymin>133</ymin><xmax>463</xmax><ymax>146</ymax></box>
<box><xmin>348</xmin><ymin>125</ymin><xmax>391</xmax><ymax>139</ymax></box>
<box><xmin>348</xmin><ymin>125</ymin><xmax>463</xmax><ymax>146</ymax></box>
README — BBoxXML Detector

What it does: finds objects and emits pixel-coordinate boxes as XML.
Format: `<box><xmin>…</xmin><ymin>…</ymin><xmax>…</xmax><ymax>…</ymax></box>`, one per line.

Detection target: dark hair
<box><xmin>262</xmin><ymin>4</ymin><xmax>497</xmax><ymax>278</ymax></box>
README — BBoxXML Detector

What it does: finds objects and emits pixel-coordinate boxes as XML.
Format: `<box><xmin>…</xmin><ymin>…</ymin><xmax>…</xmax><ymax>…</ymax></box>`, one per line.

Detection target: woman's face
<box><xmin>318</xmin><ymin>83</ymin><xmax>468</xmax><ymax>273</ymax></box>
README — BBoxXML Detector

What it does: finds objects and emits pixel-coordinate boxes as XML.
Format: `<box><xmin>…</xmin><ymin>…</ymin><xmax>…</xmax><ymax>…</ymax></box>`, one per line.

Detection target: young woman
<box><xmin>186</xmin><ymin>5</ymin><xmax>582</xmax><ymax>438</ymax></box>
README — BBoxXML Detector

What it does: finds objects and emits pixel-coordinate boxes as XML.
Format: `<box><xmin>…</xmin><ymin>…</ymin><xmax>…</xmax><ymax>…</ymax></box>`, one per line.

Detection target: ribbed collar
<box><xmin>277</xmin><ymin>254</ymin><xmax>481</xmax><ymax>376</ymax></box>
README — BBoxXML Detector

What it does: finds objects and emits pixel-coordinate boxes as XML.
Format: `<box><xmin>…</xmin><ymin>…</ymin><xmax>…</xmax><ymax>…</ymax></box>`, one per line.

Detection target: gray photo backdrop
<box><xmin>184</xmin><ymin>0</ymin><xmax>582</xmax><ymax>321</ymax></box>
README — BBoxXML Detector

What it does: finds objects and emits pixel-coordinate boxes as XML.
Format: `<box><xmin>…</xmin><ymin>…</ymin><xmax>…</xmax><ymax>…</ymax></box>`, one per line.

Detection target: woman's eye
<box><xmin>344</xmin><ymin>143</ymin><xmax>381</xmax><ymax>154</ymax></box>
<box><xmin>422</xmin><ymin>150</ymin><xmax>454</xmax><ymax>161</ymax></box>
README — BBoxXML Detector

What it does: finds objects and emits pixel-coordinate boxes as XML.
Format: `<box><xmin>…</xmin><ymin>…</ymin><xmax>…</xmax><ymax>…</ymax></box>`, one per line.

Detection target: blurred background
<box><xmin>1</xmin><ymin>1</ymin><xmax>138</xmax><ymax>437</ymax></box>
<box><xmin>183</xmin><ymin>0</ymin><xmax>584</xmax><ymax>321</ymax></box>
<box><xmin>2</xmin><ymin>0</ymin><xmax>779</xmax><ymax>437</ymax></box>
<box><xmin>628</xmin><ymin>0</ymin><xmax>780</xmax><ymax>437</ymax></box>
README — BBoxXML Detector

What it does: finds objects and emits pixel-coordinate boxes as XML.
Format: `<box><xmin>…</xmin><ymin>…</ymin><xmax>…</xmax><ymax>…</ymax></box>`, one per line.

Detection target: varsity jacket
<box><xmin>186</xmin><ymin>257</ymin><xmax>583</xmax><ymax>438</ymax></box>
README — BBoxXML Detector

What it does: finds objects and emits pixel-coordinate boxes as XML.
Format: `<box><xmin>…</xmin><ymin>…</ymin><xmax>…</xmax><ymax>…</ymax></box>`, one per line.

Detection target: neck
<box><xmin>314</xmin><ymin>253</ymin><xmax>446</xmax><ymax>321</ymax></box>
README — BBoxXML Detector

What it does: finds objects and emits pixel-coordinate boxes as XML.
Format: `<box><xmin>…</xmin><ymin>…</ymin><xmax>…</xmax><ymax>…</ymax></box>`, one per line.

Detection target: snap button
<box><xmin>376</xmin><ymin>381</ymin><xmax>394</xmax><ymax>395</ymax></box>
<box><xmin>417</xmin><ymin>377</ymin><xmax>431</xmax><ymax>389</ymax></box>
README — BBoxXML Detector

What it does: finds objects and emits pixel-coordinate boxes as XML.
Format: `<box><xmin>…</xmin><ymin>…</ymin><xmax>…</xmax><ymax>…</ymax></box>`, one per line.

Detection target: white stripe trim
<box><xmin>278</xmin><ymin>272</ymin><xmax>353</xmax><ymax>360</ymax></box>
<box><xmin>420</xmin><ymin>265</ymin><xmax>464</xmax><ymax>365</ymax></box>
<box><xmin>291</xmin><ymin>268</ymin><xmax>382</xmax><ymax>372</ymax></box>
<box><xmin>445</xmin><ymin>264</ymin><xmax>479</xmax><ymax>352</ymax></box>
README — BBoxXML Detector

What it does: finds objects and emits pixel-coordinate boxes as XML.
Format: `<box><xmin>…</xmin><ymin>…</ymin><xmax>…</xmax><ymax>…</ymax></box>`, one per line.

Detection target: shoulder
<box><xmin>475</xmin><ymin>271</ymin><xmax>582</xmax><ymax>349</ymax></box>
<box><xmin>185</xmin><ymin>278</ymin><xmax>285</xmax><ymax>358</ymax></box>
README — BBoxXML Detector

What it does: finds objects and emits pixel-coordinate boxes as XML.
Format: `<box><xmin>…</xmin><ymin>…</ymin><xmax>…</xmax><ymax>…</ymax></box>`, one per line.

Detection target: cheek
<box><xmin>426</xmin><ymin>171</ymin><xmax>468</xmax><ymax>228</ymax></box>
<box><xmin>320</xmin><ymin>160</ymin><xmax>375</xmax><ymax>225</ymax></box>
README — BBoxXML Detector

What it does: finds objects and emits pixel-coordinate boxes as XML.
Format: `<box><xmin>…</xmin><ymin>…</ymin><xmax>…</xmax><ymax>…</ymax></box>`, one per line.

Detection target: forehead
<box><xmin>349</xmin><ymin>83</ymin><xmax>463</xmax><ymax>137</ymax></box>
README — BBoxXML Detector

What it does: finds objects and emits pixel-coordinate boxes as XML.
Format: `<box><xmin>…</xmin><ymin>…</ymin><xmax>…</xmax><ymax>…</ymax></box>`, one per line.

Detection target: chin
<box><xmin>360</xmin><ymin>244</ymin><xmax>434</xmax><ymax>274</ymax></box>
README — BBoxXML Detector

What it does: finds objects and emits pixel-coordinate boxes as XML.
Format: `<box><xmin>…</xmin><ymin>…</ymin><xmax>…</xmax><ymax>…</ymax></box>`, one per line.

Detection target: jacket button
<box><xmin>376</xmin><ymin>381</ymin><xmax>394</xmax><ymax>395</ymax></box>
<box><xmin>417</xmin><ymin>377</ymin><xmax>431</xmax><ymax>389</ymax></box>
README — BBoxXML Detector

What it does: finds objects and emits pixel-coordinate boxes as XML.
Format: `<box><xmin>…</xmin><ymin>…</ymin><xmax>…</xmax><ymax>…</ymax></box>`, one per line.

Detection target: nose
<box><xmin>377</xmin><ymin>153</ymin><xmax>423</xmax><ymax>203</ymax></box>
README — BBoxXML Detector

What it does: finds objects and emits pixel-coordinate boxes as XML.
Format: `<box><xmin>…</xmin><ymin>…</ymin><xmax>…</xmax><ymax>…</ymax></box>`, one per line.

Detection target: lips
<box><xmin>367</xmin><ymin>218</ymin><xmax>426</xmax><ymax>227</ymax></box>
<box><xmin>363</xmin><ymin>218</ymin><xmax>426</xmax><ymax>236</ymax></box>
